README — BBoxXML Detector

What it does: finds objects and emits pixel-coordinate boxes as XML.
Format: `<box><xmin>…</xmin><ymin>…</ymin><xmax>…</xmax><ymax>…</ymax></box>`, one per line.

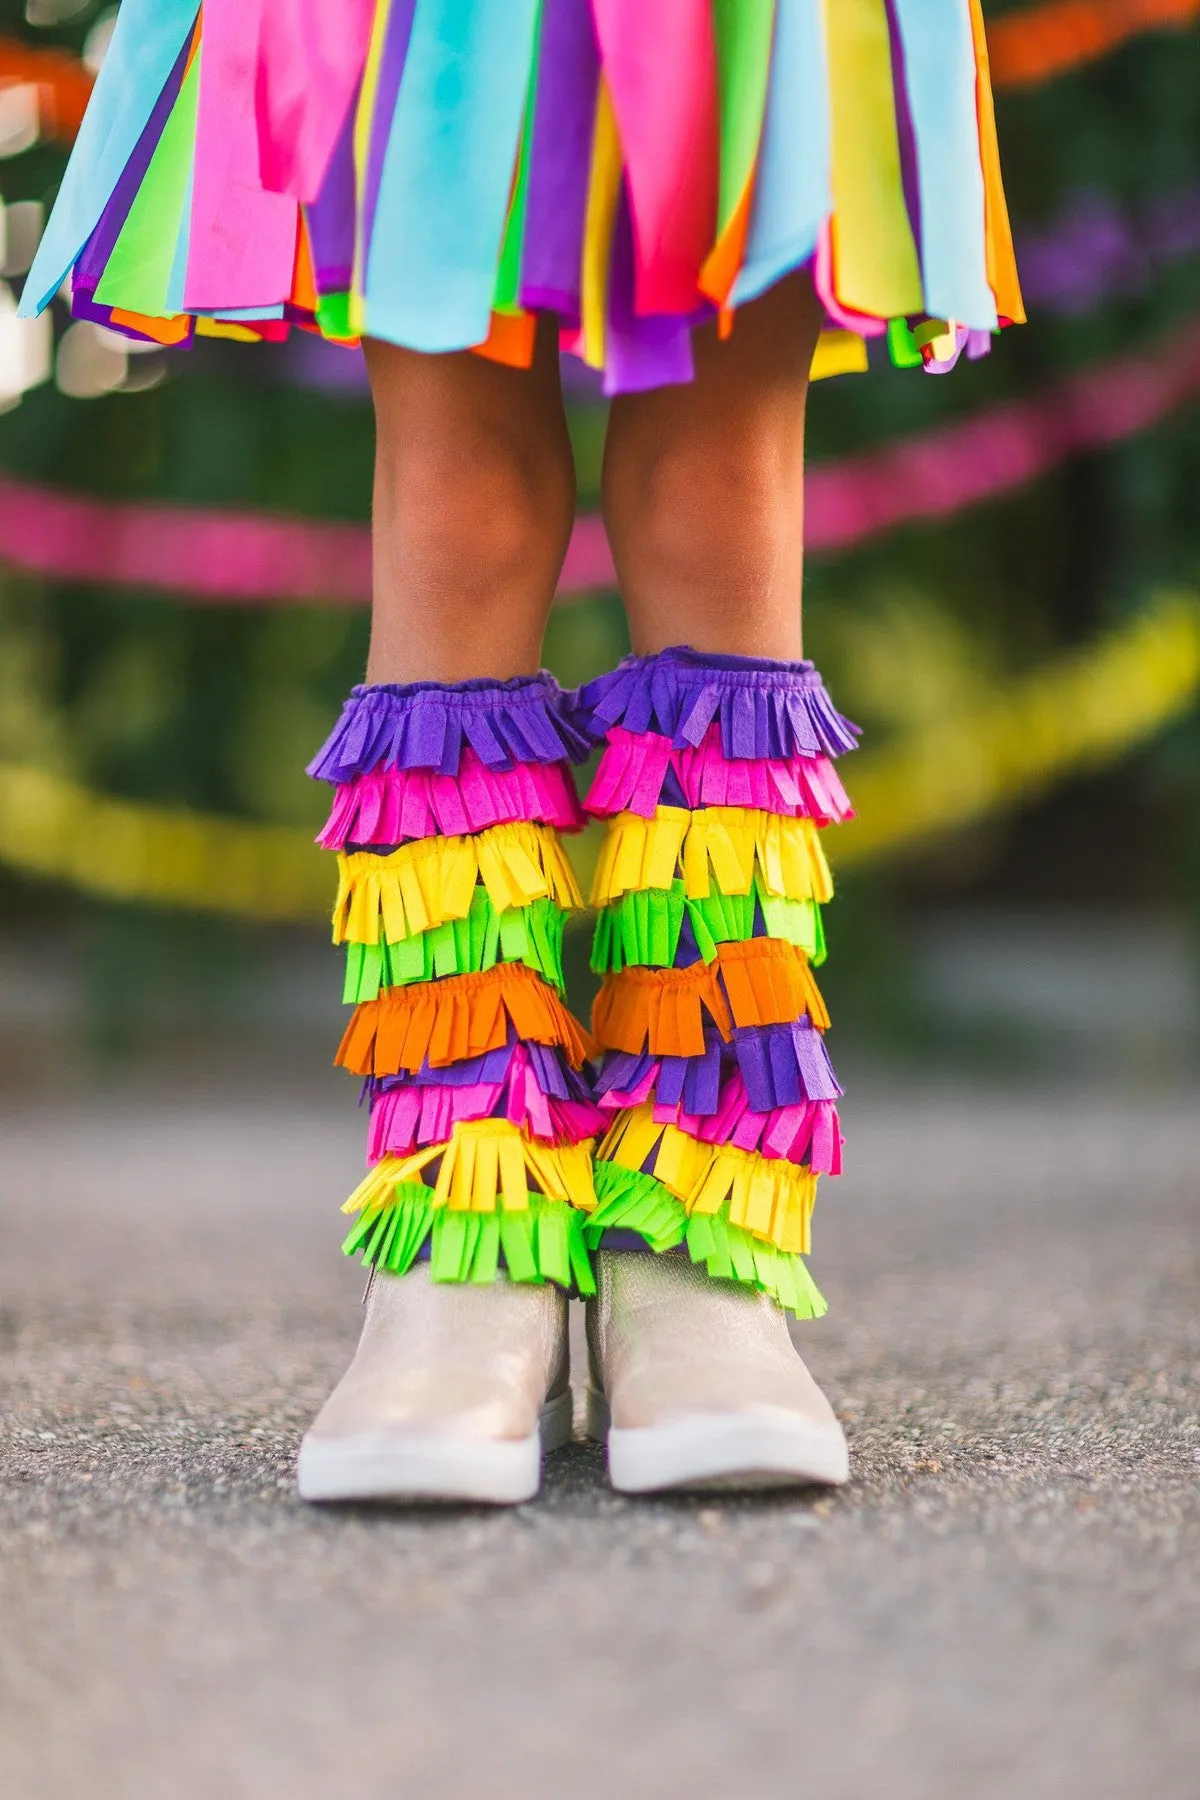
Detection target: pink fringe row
<box><xmin>367</xmin><ymin>1078</ymin><xmax>604</xmax><ymax>1165</ymax></box>
<box><xmin>585</xmin><ymin>726</ymin><xmax>853</xmax><ymax>824</ymax></box>
<box><xmin>603</xmin><ymin>1073</ymin><xmax>843</xmax><ymax>1176</ymax></box>
<box><xmin>319</xmin><ymin>750</ymin><xmax>584</xmax><ymax>848</ymax></box>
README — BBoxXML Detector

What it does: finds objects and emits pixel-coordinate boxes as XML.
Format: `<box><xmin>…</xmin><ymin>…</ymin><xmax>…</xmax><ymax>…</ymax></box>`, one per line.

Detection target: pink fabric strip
<box><xmin>652</xmin><ymin>1078</ymin><xmax>843</xmax><ymax>1177</ymax></box>
<box><xmin>367</xmin><ymin>1082</ymin><xmax>602</xmax><ymax>1162</ymax></box>
<box><xmin>590</xmin><ymin>0</ymin><xmax>719</xmax><ymax>315</ymax></box>
<box><xmin>584</xmin><ymin>725</ymin><xmax>854</xmax><ymax>822</ymax></box>
<box><xmin>319</xmin><ymin>753</ymin><xmax>584</xmax><ymax>848</ymax></box>
<box><xmin>254</xmin><ymin>0</ymin><xmax>374</xmax><ymax>201</ymax></box>
<box><xmin>184</xmin><ymin>0</ymin><xmax>300</xmax><ymax>310</ymax></box>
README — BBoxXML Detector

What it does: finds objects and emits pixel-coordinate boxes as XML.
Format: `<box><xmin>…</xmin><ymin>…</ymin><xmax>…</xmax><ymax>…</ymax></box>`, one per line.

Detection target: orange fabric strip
<box><xmin>969</xmin><ymin>0</ymin><xmax>1027</xmax><ymax>324</ymax></box>
<box><xmin>337</xmin><ymin>963</ymin><xmax>594</xmax><ymax>1076</ymax></box>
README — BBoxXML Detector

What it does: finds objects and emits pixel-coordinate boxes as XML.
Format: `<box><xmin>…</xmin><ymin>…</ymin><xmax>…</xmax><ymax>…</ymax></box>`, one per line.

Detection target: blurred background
<box><xmin>2</xmin><ymin>0</ymin><xmax>1200</xmax><ymax>1086</ymax></box>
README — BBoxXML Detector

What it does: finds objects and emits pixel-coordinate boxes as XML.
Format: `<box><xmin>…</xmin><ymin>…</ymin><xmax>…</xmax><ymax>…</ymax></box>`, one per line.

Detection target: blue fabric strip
<box><xmin>733</xmin><ymin>0</ymin><xmax>831</xmax><ymax>307</ymax></box>
<box><xmin>890</xmin><ymin>0</ymin><xmax>997</xmax><ymax>329</ymax></box>
<box><xmin>19</xmin><ymin>0</ymin><xmax>200</xmax><ymax>317</ymax></box>
<box><xmin>363</xmin><ymin>0</ymin><xmax>541</xmax><ymax>351</ymax></box>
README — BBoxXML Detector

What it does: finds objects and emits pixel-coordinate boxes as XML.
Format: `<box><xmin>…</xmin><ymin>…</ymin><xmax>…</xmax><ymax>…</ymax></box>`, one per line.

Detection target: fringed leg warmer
<box><xmin>308</xmin><ymin>675</ymin><xmax>603</xmax><ymax>1294</ymax></box>
<box><xmin>575</xmin><ymin>648</ymin><xmax>858</xmax><ymax>1318</ymax></box>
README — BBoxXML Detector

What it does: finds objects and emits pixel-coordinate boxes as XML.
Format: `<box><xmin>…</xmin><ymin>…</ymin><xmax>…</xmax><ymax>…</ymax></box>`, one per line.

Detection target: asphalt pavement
<box><xmin>1</xmin><ymin>1057</ymin><xmax>1197</xmax><ymax>1800</ymax></box>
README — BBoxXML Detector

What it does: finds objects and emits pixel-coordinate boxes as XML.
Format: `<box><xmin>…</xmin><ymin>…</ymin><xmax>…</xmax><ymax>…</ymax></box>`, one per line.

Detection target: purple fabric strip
<box><xmin>367</xmin><ymin>1036</ymin><xmax>590</xmax><ymax>1103</ymax></box>
<box><xmin>596</xmin><ymin>1018</ymin><xmax>840</xmax><ymax>1112</ymax></box>
<box><xmin>362</xmin><ymin>0</ymin><xmax>418</xmax><ymax>262</ymax></box>
<box><xmin>75</xmin><ymin>31</ymin><xmax>193</xmax><ymax>289</ymax></box>
<box><xmin>574</xmin><ymin>647</ymin><xmax>859</xmax><ymax>761</ymax></box>
<box><xmin>519</xmin><ymin>0</ymin><xmax>598</xmax><ymax>324</ymax></box>
<box><xmin>602</xmin><ymin>186</ymin><xmax>697</xmax><ymax>396</ymax></box>
<box><xmin>309</xmin><ymin>674</ymin><xmax>590</xmax><ymax>782</ymax></box>
<box><xmin>305</xmin><ymin>103</ymin><xmax>358</xmax><ymax>295</ymax></box>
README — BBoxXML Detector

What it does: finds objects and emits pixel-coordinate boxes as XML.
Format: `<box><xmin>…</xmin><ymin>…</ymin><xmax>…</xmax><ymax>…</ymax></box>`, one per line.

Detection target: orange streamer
<box><xmin>592</xmin><ymin>939</ymin><xmax>828</xmax><ymax>1057</ymax></box>
<box><xmin>337</xmin><ymin>963</ymin><xmax>594</xmax><ymax>1076</ymax></box>
<box><xmin>0</xmin><ymin>41</ymin><xmax>93</xmax><ymax>141</ymax></box>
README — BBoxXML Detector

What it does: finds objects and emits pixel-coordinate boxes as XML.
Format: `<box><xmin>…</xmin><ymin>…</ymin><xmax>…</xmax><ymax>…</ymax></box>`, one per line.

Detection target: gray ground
<box><xmin>1</xmin><ymin>1052</ymin><xmax>1197</xmax><ymax>1800</ymax></box>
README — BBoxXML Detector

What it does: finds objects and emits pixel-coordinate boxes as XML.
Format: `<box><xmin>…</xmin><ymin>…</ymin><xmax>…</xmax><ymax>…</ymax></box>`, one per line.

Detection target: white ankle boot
<box><xmin>585</xmin><ymin>1251</ymin><xmax>849</xmax><ymax>1492</ymax></box>
<box><xmin>298</xmin><ymin>1266</ymin><xmax>571</xmax><ymax>1504</ymax></box>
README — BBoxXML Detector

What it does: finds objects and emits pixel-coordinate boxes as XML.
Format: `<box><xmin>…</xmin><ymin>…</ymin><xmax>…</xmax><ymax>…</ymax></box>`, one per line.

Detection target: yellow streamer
<box><xmin>333</xmin><ymin>822</ymin><xmax>583</xmax><ymax>946</ymax></box>
<box><xmin>344</xmin><ymin>1121</ymin><xmax>597</xmax><ymax>1217</ymax></box>
<box><xmin>599</xmin><ymin>1105</ymin><xmax>817</xmax><ymax>1255</ymax></box>
<box><xmin>1</xmin><ymin>596</ymin><xmax>1195</xmax><ymax>920</ymax></box>
<box><xmin>591</xmin><ymin>805</ymin><xmax>833</xmax><ymax>909</ymax></box>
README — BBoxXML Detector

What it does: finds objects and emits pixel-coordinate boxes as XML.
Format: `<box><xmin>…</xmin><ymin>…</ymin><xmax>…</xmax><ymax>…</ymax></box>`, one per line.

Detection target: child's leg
<box><xmin>363</xmin><ymin>317</ymin><xmax>576</xmax><ymax>682</ymax></box>
<box><xmin>299</xmin><ymin>322</ymin><xmax>597</xmax><ymax>1506</ymax></box>
<box><xmin>601</xmin><ymin>273</ymin><xmax>824</xmax><ymax>660</ymax></box>
<box><xmin>582</xmin><ymin>275</ymin><xmax>852</xmax><ymax>1492</ymax></box>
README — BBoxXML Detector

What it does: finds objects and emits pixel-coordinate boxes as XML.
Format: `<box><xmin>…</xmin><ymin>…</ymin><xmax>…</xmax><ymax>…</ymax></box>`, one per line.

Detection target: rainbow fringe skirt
<box><xmin>21</xmin><ymin>0</ymin><xmax>1025</xmax><ymax>393</ymax></box>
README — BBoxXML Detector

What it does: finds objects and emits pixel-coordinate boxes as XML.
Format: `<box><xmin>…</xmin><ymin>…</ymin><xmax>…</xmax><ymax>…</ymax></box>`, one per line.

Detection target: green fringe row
<box><xmin>341</xmin><ymin>1180</ymin><xmax>597</xmax><ymax>1296</ymax></box>
<box><xmin>344</xmin><ymin>889</ymin><xmax>567</xmax><ymax>1002</ymax></box>
<box><xmin>590</xmin><ymin>878</ymin><xmax>825</xmax><ymax>975</ymax></box>
<box><xmin>584</xmin><ymin>1160</ymin><xmax>828</xmax><ymax>1319</ymax></box>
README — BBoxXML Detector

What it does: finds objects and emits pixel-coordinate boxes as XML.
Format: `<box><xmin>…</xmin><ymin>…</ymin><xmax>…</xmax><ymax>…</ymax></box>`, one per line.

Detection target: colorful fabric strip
<box><xmin>338</xmin><ymin>960</ymin><xmax>595</xmax><ymax>1076</ymax></box>
<box><xmin>343</xmin><ymin>1180</ymin><xmax>597</xmax><ymax>1293</ymax></box>
<box><xmin>332</xmin><ymin>824</ymin><xmax>583</xmax><ymax>947</ymax></box>
<box><xmin>574</xmin><ymin>647</ymin><xmax>859</xmax><ymax>761</ymax></box>
<box><xmin>309</xmin><ymin>673</ymin><xmax>589</xmax><ymax>784</ymax></box>
<box><xmin>593</xmin><ymin>939</ymin><xmax>830</xmax><ymax>1059</ymax></box>
<box><xmin>590</xmin><ymin>805</ymin><xmax>833</xmax><ymax>910</ymax></box>
<box><xmin>586</xmin><ymin>724</ymin><xmax>853</xmax><ymax>824</ymax></box>
<box><xmin>342</xmin><ymin>891</ymin><xmax>567</xmax><ymax>1000</ymax></box>
<box><xmin>591</xmin><ymin>879</ymin><xmax>825</xmax><ymax>975</ymax></box>
<box><xmin>318</xmin><ymin>753</ymin><xmax>584</xmax><ymax>848</ymax></box>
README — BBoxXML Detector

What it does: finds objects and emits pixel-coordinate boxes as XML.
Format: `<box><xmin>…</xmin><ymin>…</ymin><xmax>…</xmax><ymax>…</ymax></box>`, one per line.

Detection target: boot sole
<box><xmin>297</xmin><ymin>1390</ymin><xmax>573</xmax><ymax>1505</ymax></box>
<box><xmin>587</xmin><ymin>1388</ymin><xmax>849</xmax><ymax>1493</ymax></box>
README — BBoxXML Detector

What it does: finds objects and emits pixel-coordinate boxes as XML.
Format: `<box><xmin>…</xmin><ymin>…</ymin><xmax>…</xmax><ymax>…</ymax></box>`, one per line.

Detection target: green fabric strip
<box><xmin>342</xmin><ymin>1181</ymin><xmax>596</xmax><ymax>1296</ymax></box>
<box><xmin>587</xmin><ymin>1161</ymin><xmax>827</xmax><ymax>1319</ymax></box>
<box><xmin>712</xmin><ymin>0</ymin><xmax>777</xmax><ymax>234</ymax></box>
<box><xmin>590</xmin><ymin>878</ymin><xmax>825</xmax><ymax>974</ymax></box>
<box><xmin>95</xmin><ymin>49</ymin><xmax>200</xmax><ymax>315</ymax></box>
<box><xmin>344</xmin><ymin>889</ymin><xmax>567</xmax><ymax>1001</ymax></box>
<box><xmin>492</xmin><ymin>0</ymin><xmax>542</xmax><ymax>313</ymax></box>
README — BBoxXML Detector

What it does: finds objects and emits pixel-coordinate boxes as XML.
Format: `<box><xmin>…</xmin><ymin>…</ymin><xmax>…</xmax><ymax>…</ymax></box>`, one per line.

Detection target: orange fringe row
<box><xmin>592</xmin><ymin>939</ymin><xmax>829</xmax><ymax>1058</ymax></box>
<box><xmin>338</xmin><ymin>962</ymin><xmax>595</xmax><ymax>1076</ymax></box>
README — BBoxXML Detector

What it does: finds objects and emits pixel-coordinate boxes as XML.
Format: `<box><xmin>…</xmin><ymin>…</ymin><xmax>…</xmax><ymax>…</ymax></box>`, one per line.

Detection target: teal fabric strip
<box><xmin>364</xmin><ymin>0</ymin><xmax>541</xmax><ymax>351</ymax></box>
<box><xmin>890</xmin><ymin>0</ymin><xmax>997</xmax><ymax>330</ymax></box>
<box><xmin>20</xmin><ymin>0</ymin><xmax>200</xmax><ymax>316</ymax></box>
<box><xmin>732</xmin><ymin>0</ymin><xmax>830</xmax><ymax>307</ymax></box>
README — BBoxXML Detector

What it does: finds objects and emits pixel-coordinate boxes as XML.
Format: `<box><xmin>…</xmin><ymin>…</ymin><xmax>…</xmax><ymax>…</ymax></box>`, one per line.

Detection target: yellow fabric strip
<box><xmin>591</xmin><ymin>806</ymin><xmax>833</xmax><ymax>909</ymax></box>
<box><xmin>599</xmin><ymin>1105</ymin><xmax>817</xmax><ymax>1255</ymax></box>
<box><xmin>823</xmin><ymin>0</ymin><xmax>924</xmax><ymax>319</ymax></box>
<box><xmin>811</xmin><ymin>329</ymin><xmax>870</xmax><ymax>381</ymax></box>
<box><xmin>344</xmin><ymin>1121</ymin><xmax>598</xmax><ymax>1218</ymax></box>
<box><xmin>348</xmin><ymin>0</ymin><xmax>395</xmax><ymax>335</ymax></box>
<box><xmin>333</xmin><ymin>822</ymin><xmax>583</xmax><ymax>946</ymax></box>
<box><xmin>580</xmin><ymin>77</ymin><xmax>622</xmax><ymax>371</ymax></box>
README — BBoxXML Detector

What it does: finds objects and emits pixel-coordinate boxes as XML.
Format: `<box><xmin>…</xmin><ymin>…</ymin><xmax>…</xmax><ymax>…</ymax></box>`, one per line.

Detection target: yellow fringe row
<box><xmin>333</xmin><ymin>822</ymin><xmax>584</xmax><ymax>946</ymax></box>
<box><xmin>344</xmin><ymin>1121</ymin><xmax>598</xmax><ymax>1217</ymax></box>
<box><xmin>590</xmin><ymin>806</ymin><xmax>833</xmax><ymax>910</ymax></box>
<box><xmin>599</xmin><ymin>1105</ymin><xmax>817</xmax><ymax>1256</ymax></box>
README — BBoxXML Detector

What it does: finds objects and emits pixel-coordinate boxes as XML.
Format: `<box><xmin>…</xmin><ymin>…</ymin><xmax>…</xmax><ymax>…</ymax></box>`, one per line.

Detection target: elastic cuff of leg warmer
<box><xmin>572</xmin><ymin>646</ymin><xmax>859</xmax><ymax>761</ymax></box>
<box><xmin>343</xmin><ymin>1181</ymin><xmax>596</xmax><ymax>1295</ymax></box>
<box><xmin>585</xmin><ymin>1162</ymin><xmax>826</xmax><ymax>1319</ymax></box>
<box><xmin>309</xmin><ymin>673</ymin><xmax>591</xmax><ymax>785</ymax></box>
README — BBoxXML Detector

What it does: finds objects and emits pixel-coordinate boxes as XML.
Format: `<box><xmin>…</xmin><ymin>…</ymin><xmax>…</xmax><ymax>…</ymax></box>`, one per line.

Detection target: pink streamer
<box><xmin>7</xmin><ymin>321</ymin><xmax>1200</xmax><ymax>602</ymax></box>
<box><xmin>318</xmin><ymin>753</ymin><xmax>584</xmax><ymax>848</ymax></box>
<box><xmin>184</xmin><ymin>0</ymin><xmax>300</xmax><ymax>310</ymax></box>
<box><xmin>652</xmin><ymin>1076</ymin><xmax>843</xmax><ymax>1176</ymax></box>
<box><xmin>590</xmin><ymin>0</ymin><xmax>718</xmax><ymax>314</ymax></box>
<box><xmin>367</xmin><ymin>1076</ymin><xmax>602</xmax><ymax>1164</ymax></box>
<box><xmin>254</xmin><ymin>0</ymin><xmax>374</xmax><ymax>201</ymax></box>
<box><xmin>585</xmin><ymin>725</ymin><xmax>854</xmax><ymax>822</ymax></box>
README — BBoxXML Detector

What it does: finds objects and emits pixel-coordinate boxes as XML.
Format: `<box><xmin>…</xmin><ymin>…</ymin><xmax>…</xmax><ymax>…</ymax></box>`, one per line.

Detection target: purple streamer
<box><xmin>519</xmin><ymin>0</ymin><xmax>599</xmax><ymax>323</ymax></box>
<box><xmin>309</xmin><ymin>673</ymin><xmax>590</xmax><ymax>783</ymax></box>
<box><xmin>575</xmin><ymin>646</ymin><xmax>859</xmax><ymax>761</ymax></box>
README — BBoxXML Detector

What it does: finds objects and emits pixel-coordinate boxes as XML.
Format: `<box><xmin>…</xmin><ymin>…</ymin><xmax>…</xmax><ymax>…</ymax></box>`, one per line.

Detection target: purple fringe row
<box><xmin>594</xmin><ymin>1019</ymin><xmax>841</xmax><ymax>1116</ymax></box>
<box><xmin>309</xmin><ymin>674</ymin><xmax>590</xmax><ymax>784</ymax></box>
<box><xmin>573</xmin><ymin>647</ymin><xmax>859</xmax><ymax>762</ymax></box>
